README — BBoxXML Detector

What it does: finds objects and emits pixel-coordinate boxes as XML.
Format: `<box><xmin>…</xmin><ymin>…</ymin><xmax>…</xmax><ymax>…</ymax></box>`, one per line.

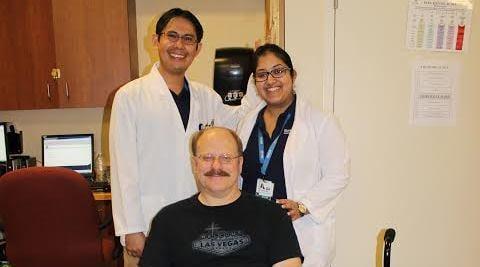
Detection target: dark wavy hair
<box><xmin>252</xmin><ymin>43</ymin><xmax>295</xmax><ymax>75</ymax></box>
<box><xmin>156</xmin><ymin>8</ymin><xmax>204</xmax><ymax>43</ymax></box>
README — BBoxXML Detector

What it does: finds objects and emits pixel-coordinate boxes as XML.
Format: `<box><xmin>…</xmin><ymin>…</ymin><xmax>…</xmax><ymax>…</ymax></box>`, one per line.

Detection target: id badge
<box><xmin>255</xmin><ymin>178</ymin><xmax>275</xmax><ymax>200</ymax></box>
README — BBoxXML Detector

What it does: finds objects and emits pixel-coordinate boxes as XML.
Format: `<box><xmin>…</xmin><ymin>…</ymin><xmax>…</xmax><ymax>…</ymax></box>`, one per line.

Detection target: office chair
<box><xmin>0</xmin><ymin>222</ymin><xmax>5</xmax><ymax>261</ymax></box>
<box><xmin>0</xmin><ymin>167</ymin><xmax>116</xmax><ymax>267</ymax></box>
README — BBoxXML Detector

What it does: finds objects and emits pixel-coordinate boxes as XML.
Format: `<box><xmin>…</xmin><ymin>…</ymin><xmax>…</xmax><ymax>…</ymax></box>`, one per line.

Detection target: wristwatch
<box><xmin>297</xmin><ymin>202</ymin><xmax>308</xmax><ymax>217</ymax></box>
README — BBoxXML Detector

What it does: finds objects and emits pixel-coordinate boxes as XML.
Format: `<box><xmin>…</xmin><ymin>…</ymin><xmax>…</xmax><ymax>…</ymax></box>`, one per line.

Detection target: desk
<box><xmin>93</xmin><ymin>192</ymin><xmax>111</xmax><ymax>201</ymax></box>
<box><xmin>92</xmin><ymin>192</ymin><xmax>121</xmax><ymax>267</ymax></box>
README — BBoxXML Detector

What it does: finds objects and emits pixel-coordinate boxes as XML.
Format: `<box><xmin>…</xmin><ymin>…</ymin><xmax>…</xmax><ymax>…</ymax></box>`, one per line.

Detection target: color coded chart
<box><xmin>406</xmin><ymin>0</ymin><xmax>473</xmax><ymax>52</ymax></box>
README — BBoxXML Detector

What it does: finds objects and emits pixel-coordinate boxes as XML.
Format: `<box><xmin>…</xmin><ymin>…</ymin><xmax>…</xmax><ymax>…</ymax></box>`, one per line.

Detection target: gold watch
<box><xmin>298</xmin><ymin>202</ymin><xmax>308</xmax><ymax>216</ymax></box>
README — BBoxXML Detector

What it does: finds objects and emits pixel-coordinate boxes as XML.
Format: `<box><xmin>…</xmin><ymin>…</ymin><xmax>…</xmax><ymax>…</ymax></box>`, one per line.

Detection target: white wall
<box><xmin>334</xmin><ymin>1</ymin><xmax>480</xmax><ymax>266</ymax></box>
<box><xmin>0</xmin><ymin>108</ymin><xmax>105</xmax><ymax>163</ymax></box>
<box><xmin>285</xmin><ymin>0</ymin><xmax>334</xmax><ymax>110</ymax></box>
<box><xmin>285</xmin><ymin>1</ymin><xmax>480</xmax><ymax>266</ymax></box>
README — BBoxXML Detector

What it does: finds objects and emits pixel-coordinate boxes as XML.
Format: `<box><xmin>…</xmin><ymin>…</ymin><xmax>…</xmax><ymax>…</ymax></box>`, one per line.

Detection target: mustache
<box><xmin>204</xmin><ymin>169</ymin><xmax>230</xmax><ymax>177</ymax></box>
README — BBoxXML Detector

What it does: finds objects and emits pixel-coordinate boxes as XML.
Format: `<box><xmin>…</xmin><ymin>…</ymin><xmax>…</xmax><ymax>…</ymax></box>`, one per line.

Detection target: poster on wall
<box><xmin>406</xmin><ymin>0</ymin><xmax>473</xmax><ymax>52</ymax></box>
<box><xmin>410</xmin><ymin>61</ymin><xmax>459</xmax><ymax>126</ymax></box>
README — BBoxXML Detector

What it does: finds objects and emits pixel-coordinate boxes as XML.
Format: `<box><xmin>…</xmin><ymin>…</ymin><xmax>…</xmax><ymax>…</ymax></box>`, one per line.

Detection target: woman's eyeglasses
<box><xmin>254</xmin><ymin>67</ymin><xmax>291</xmax><ymax>82</ymax></box>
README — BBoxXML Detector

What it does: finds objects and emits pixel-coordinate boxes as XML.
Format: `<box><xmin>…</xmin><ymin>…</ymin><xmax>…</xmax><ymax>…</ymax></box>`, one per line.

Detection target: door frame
<box><xmin>265</xmin><ymin>0</ymin><xmax>285</xmax><ymax>47</ymax></box>
<box><xmin>267</xmin><ymin>0</ymin><xmax>336</xmax><ymax>112</ymax></box>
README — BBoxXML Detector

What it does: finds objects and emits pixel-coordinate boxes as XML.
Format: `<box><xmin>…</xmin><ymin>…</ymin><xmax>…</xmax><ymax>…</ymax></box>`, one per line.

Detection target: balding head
<box><xmin>191</xmin><ymin>127</ymin><xmax>243</xmax><ymax>157</ymax></box>
<box><xmin>190</xmin><ymin>127</ymin><xmax>244</xmax><ymax>204</ymax></box>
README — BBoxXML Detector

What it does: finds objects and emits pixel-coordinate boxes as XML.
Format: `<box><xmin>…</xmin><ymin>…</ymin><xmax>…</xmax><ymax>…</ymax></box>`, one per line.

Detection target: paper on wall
<box><xmin>410</xmin><ymin>61</ymin><xmax>459</xmax><ymax>126</ymax></box>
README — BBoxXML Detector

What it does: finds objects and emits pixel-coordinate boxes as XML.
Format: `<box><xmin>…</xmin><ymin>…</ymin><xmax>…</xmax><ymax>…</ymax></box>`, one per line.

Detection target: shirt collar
<box><xmin>170</xmin><ymin>78</ymin><xmax>190</xmax><ymax>100</ymax></box>
<box><xmin>256</xmin><ymin>95</ymin><xmax>297</xmax><ymax>131</ymax></box>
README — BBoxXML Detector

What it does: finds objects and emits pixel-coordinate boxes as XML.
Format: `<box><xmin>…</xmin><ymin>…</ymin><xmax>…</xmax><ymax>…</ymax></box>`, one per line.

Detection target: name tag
<box><xmin>255</xmin><ymin>178</ymin><xmax>274</xmax><ymax>200</ymax></box>
<box><xmin>198</xmin><ymin>119</ymin><xmax>215</xmax><ymax>130</ymax></box>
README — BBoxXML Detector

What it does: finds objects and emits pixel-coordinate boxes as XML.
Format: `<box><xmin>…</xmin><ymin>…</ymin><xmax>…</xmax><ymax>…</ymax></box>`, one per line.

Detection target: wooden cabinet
<box><xmin>0</xmin><ymin>0</ymin><xmax>137</xmax><ymax>110</ymax></box>
<box><xmin>51</xmin><ymin>0</ymin><xmax>135</xmax><ymax>108</ymax></box>
<box><xmin>0</xmin><ymin>0</ymin><xmax>58</xmax><ymax>109</ymax></box>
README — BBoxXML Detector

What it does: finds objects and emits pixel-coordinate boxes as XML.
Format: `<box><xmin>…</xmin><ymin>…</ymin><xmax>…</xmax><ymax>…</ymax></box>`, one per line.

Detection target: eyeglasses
<box><xmin>254</xmin><ymin>67</ymin><xmax>291</xmax><ymax>82</ymax></box>
<box><xmin>160</xmin><ymin>31</ymin><xmax>198</xmax><ymax>45</ymax></box>
<box><xmin>196</xmin><ymin>153</ymin><xmax>242</xmax><ymax>164</ymax></box>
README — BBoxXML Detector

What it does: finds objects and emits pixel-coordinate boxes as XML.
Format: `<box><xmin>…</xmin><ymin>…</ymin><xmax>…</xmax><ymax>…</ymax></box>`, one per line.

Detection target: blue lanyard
<box><xmin>258</xmin><ymin>113</ymin><xmax>292</xmax><ymax>176</ymax></box>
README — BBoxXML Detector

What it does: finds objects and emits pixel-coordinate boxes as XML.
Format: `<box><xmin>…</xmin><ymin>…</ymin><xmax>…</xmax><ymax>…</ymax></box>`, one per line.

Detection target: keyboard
<box><xmin>88</xmin><ymin>181</ymin><xmax>111</xmax><ymax>192</ymax></box>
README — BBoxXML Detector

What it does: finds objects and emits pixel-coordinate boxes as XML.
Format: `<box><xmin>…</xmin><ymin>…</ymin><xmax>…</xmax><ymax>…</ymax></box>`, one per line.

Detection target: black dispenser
<box><xmin>213</xmin><ymin>47</ymin><xmax>254</xmax><ymax>106</ymax></box>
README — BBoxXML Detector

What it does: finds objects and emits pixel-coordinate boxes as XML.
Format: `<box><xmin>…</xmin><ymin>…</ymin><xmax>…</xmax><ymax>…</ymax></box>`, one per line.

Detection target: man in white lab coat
<box><xmin>109</xmin><ymin>8</ymin><xmax>259</xmax><ymax>266</ymax></box>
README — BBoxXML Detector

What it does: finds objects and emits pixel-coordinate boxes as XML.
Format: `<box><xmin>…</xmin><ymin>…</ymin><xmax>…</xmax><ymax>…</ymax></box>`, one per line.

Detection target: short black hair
<box><xmin>156</xmin><ymin>8</ymin><xmax>204</xmax><ymax>43</ymax></box>
<box><xmin>252</xmin><ymin>43</ymin><xmax>295</xmax><ymax>75</ymax></box>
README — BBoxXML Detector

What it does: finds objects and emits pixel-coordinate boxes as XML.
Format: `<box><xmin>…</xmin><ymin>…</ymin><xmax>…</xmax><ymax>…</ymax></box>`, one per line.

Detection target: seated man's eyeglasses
<box><xmin>196</xmin><ymin>153</ymin><xmax>242</xmax><ymax>164</ymax></box>
<box><xmin>160</xmin><ymin>31</ymin><xmax>198</xmax><ymax>45</ymax></box>
<box><xmin>254</xmin><ymin>67</ymin><xmax>291</xmax><ymax>82</ymax></box>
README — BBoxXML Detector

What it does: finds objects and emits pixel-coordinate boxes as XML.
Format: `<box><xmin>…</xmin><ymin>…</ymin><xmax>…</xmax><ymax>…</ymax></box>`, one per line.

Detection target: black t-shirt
<box><xmin>139</xmin><ymin>192</ymin><xmax>302</xmax><ymax>267</ymax></box>
<box><xmin>169</xmin><ymin>78</ymin><xmax>190</xmax><ymax>130</ymax></box>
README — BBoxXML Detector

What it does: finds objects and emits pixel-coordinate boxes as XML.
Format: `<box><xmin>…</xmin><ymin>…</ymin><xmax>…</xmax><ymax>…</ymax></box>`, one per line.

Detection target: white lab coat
<box><xmin>237</xmin><ymin>94</ymin><xmax>350</xmax><ymax>267</ymax></box>
<box><xmin>109</xmin><ymin>63</ymin><xmax>259</xmax><ymax>243</ymax></box>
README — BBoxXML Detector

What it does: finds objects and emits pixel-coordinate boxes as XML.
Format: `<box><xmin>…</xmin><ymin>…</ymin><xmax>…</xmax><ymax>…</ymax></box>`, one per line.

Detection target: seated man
<box><xmin>140</xmin><ymin>127</ymin><xmax>303</xmax><ymax>267</ymax></box>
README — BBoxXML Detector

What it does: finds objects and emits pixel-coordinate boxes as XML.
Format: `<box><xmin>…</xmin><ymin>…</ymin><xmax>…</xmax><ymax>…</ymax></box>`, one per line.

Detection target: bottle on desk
<box><xmin>94</xmin><ymin>153</ymin><xmax>106</xmax><ymax>182</ymax></box>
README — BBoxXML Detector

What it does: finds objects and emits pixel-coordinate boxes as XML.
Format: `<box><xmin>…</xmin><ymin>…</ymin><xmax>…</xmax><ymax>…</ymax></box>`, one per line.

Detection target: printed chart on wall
<box><xmin>406</xmin><ymin>0</ymin><xmax>473</xmax><ymax>52</ymax></box>
<box><xmin>410</xmin><ymin>61</ymin><xmax>459</xmax><ymax>126</ymax></box>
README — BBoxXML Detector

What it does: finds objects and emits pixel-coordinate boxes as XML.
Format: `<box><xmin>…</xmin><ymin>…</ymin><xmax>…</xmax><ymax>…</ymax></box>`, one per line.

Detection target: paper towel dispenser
<box><xmin>213</xmin><ymin>47</ymin><xmax>254</xmax><ymax>106</ymax></box>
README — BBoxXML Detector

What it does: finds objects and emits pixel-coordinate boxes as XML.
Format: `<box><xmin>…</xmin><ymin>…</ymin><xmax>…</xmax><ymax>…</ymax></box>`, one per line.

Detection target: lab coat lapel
<box><xmin>149</xmin><ymin>63</ymin><xmax>170</xmax><ymax>97</ymax></box>
<box><xmin>151</xmin><ymin>64</ymin><xmax>189</xmax><ymax>136</ymax></box>
<box><xmin>283</xmin><ymin>97</ymin><xmax>307</xmax><ymax>200</ymax></box>
<box><xmin>238</xmin><ymin>101</ymin><xmax>267</xmax><ymax>150</ymax></box>
<box><xmin>185</xmin><ymin>77</ymin><xmax>199</xmax><ymax>138</ymax></box>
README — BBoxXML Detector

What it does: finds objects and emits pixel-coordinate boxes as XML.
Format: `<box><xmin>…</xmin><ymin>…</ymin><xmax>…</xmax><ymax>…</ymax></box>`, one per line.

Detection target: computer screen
<box><xmin>0</xmin><ymin>123</ymin><xmax>7</xmax><ymax>162</ymax></box>
<box><xmin>42</xmin><ymin>134</ymin><xmax>94</xmax><ymax>177</ymax></box>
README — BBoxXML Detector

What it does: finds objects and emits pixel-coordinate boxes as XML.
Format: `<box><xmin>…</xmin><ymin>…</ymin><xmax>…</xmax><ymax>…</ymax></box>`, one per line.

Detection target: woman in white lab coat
<box><xmin>237</xmin><ymin>44</ymin><xmax>350</xmax><ymax>267</ymax></box>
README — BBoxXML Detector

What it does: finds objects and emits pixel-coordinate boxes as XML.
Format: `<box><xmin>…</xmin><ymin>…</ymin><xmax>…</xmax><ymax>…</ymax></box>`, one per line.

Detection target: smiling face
<box><xmin>254</xmin><ymin>52</ymin><xmax>296</xmax><ymax>110</ymax></box>
<box><xmin>153</xmin><ymin>17</ymin><xmax>202</xmax><ymax>77</ymax></box>
<box><xmin>191</xmin><ymin>128</ymin><xmax>243</xmax><ymax>200</ymax></box>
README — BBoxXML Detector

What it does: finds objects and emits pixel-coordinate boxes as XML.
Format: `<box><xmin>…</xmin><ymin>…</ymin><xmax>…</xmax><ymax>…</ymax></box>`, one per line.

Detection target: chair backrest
<box><xmin>0</xmin><ymin>167</ymin><xmax>104</xmax><ymax>267</ymax></box>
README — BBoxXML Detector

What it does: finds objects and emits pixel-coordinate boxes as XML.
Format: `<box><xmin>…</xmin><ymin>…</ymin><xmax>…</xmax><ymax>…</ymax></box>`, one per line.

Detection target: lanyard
<box><xmin>258</xmin><ymin>113</ymin><xmax>292</xmax><ymax>175</ymax></box>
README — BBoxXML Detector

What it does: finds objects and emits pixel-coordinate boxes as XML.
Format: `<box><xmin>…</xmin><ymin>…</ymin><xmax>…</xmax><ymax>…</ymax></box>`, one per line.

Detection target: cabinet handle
<box><xmin>65</xmin><ymin>82</ymin><xmax>70</xmax><ymax>98</ymax></box>
<box><xmin>46</xmin><ymin>83</ymin><xmax>51</xmax><ymax>99</ymax></box>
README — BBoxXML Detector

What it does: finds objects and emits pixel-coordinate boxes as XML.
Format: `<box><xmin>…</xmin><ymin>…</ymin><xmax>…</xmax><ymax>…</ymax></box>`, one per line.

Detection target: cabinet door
<box><xmin>51</xmin><ymin>0</ymin><xmax>132</xmax><ymax>108</ymax></box>
<box><xmin>0</xmin><ymin>0</ymin><xmax>59</xmax><ymax>110</ymax></box>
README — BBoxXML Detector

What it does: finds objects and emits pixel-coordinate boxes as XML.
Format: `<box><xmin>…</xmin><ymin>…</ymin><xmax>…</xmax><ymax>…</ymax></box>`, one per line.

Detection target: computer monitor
<box><xmin>0</xmin><ymin>123</ymin><xmax>8</xmax><ymax>163</ymax></box>
<box><xmin>0</xmin><ymin>122</ymin><xmax>8</xmax><ymax>166</ymax></box>
<box><xmin>42</xmin><ymin>134</ymin><xmax>94</xmax><ymax>178</ymax></box>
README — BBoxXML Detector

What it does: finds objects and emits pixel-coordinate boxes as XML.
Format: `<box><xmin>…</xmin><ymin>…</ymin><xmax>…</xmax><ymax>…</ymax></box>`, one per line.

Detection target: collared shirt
<box><xmin>241</xmin><ymin>96</ymin><xmax>296</xmax><ymax>200</ymax></box>
<box><xmin>169</xmin><ymin>79</ymin><xmax>190</xmax><ymax>130</ymax></box>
